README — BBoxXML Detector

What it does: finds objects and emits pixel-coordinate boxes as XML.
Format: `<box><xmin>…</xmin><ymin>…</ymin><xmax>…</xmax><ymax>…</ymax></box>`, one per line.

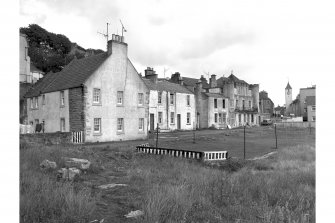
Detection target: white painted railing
<box><xmin>136</xmin><ymin>144</ymin><xmax>228</xmax><ymax>161</ymax></box>
<box><xmin>72</xmin><ymin>131</ymin><xmax>83</xmax><ymax>144</ymax></box>
<box><xmin>203</xmin><ymin>151</ymin><xmax>228</xmax><ymax>161</ymax></box>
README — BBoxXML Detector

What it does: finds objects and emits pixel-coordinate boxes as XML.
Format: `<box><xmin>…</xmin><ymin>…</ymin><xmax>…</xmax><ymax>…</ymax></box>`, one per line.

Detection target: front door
<box><xmin>197</xmin><ymin>113</ymin><xmax>200</xmax><ymax>129</ymax></box>
<box><xmin>177</xmin><ymin>114</ymin><xmax>181</xmax><ymax>130</ymax></box>
<box><xmin>150</xmin><ymin>114</ymin><xmax>154</xmax><ymax>132</ymax></box>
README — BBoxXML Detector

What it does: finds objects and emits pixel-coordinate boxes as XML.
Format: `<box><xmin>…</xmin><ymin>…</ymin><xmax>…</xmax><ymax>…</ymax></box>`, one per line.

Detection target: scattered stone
<box><xmin>40</xmin><ymin>159</ymin><xmax>57</xmax><ymax>170</ymax></box>
<box><xmin>124</xmin><ymin>210</ymin><xmax>144</xmax><ymax>218</ymax></box>
<box><xmin>98</xmin><ymin>183</ymin><xmax>128</xmax><ymax>189</ymax></box>
<box><xmin>57</xmin><ymin>167</ymin><xmax>81</xmax><ymax>180</ymax></box>
<box><xmin>64</xmin><ymin>158</ymin><xmax>91</xmax><ymax>170</ymax></box>
<box><xmin>89</xmin><ymin>219</ymin><xmax>104</xmax><ymax>223</ymax></box>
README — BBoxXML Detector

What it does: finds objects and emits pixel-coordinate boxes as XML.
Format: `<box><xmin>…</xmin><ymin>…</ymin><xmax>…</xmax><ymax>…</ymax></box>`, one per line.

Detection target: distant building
<box><xmin>259</xmin><ymin>90</ymin><xmax>274</xmax><ymax>121</ymax></box>
<box><xmin>170</xmin><ymin>71</ymin><xmax>259</xmax><ymax>128</ymax></box>
<box><xmin>285</xmin><ymin>82</ymin><xmax>292</xmax><ymax>113</ymax></box>
<box><xmin>25</xmin><ymin>34</ymin><xmax>149</xmax><ymax>142</ymax></box>
<box><xmin>286</xmin><ymin>84</ymin><xmax>316</xmax><ymax>121</ymax></box>
<box><xmin>305</xmin><ymin>96</ymin><xmax>316</xmax><ymax>122</ymax></box>
<box><xmin>142</xmin><ymin>68</ymin><xmax>196</xmax><ymax>132</ymax></box>
<box><xmin>19</xmin><ymin>33</ymin><xmax>44</xmax><ymax>84</ymax></box>
<box><xmin>274</xmin><ymin>105</ymin><xmax>286</xmax><ymax>117</ymax></box>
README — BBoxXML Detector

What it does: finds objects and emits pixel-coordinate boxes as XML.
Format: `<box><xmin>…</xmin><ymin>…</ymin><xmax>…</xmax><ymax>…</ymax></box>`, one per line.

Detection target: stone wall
<box><xmin>275</xmin><ymin>121</ymin><xmax>315</xmax><ymax>128</ymax></box>
<box><xmin>20</xmin><ymin>132</ymin><xmax>72</xmax><ymax>145</ymax></box>
<box><xmin>69</xmin><ymin>87</ymin><xmax>85</xmax><ymax>132</ymax></box>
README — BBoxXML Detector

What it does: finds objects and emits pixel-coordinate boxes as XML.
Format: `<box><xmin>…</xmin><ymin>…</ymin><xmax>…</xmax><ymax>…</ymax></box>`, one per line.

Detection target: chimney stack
<box><xmin>144</xmin><ymin>67</ymin><xmax>158</xmax><ymax>83</ymax></box>
<box><xmin>209</xmin><ymin>74</ymin><xmax>217</xmax><ymax>88</ymax></box>
<box><xmin>170</xmin><ymin>72</ymin><xmax>181</xmax><ymax>84</ymax></box>
<box><xmin>107</xmin><ymin>34</ymin><xmax>127</xmax><ymax>56</ymax></box>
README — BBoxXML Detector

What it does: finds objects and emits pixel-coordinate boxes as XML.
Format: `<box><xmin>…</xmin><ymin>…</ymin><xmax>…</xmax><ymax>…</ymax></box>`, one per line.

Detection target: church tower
<box><xmin>285</xmin><ymin>82</ymin><xmax>292</xmax><ymax>111</ymax></box>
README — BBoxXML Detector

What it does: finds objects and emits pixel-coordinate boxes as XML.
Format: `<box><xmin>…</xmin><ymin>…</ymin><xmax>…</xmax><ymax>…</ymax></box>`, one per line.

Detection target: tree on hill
<box><xmin>20</xmin><ymin>24</ymin><xmax>72</xmax><ymax>73</ymax></box>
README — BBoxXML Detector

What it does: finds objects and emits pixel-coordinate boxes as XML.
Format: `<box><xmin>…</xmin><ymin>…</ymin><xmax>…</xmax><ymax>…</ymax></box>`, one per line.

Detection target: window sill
<box><xmin>60</xmin><ymin>105</ymin><xmax>65</xmax><ymax>108</ymax></box>
<box><xmin>92</xmin><ymin>103</ymin><xmax>102</xmax><ymax>106</ymax></box>
<box><xmin>93</xmin><ymin>132</ymin><xmax>102</xmax><ymax>136</ymax></box>
<box><xmin>116</xmin><ymin>131</ymin><xmax>125</xmax><ymax>135</ymax></box>
<box><xmin>186</xmin><ymin>123</ymin><xmax>191</xmax><ymax>125</ymax></box>
<box><xmin>170</xmin><ymin>123</ymin><xmax>175</xmax><ymax>125</ymax></box>
<box><xmin>138</xmin><ymin>131</ymin><xmax>145</xmax><ymax>134</ymax></box>
<box><xmin>116</xmin><ymin>104</ymin><xmax>124</xmax><ymax>107</ymax></box>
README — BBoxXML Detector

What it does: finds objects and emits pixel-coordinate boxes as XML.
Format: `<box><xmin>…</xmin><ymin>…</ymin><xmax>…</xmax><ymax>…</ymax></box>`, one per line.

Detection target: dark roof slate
<box><xmin>142</xmin><ymin>78</ymin><xmax>193</xmax><ymax>94</ymax></box>
<box><xmin>24</xmin><ymin>72</ymin><xmax>60</xmax><ymax>98</ymax></box>
<box><xmin>44</xmin><ymin>53</ymin><xmax>108</xmax><ymax>93</ymax></box>
<box><xmin>285</xmin><ymin>82</ymin><xmax>292</xmax><ymax>90</ymax></box>
<box><xmin>20</xmin><ymin>83</ymin><xmax>33</xmax><ymax>100</ymax></box>
<box><xmin>228</xmin><ymin>74</ymin><xmax>248</xmax><ymax>84</ymax></box>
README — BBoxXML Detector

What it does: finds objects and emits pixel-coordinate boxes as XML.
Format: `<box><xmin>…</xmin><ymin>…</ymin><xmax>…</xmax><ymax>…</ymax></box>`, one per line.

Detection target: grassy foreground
<box><xmin>20</xmin><ymin>142</ymin><xmax>315</xmax><ymax>223</ymax></box>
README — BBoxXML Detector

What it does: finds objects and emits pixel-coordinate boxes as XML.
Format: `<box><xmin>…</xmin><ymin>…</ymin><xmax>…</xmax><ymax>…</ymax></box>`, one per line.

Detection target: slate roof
<box><xmin>24</xmin><ymin>72</ymin><xmax>60</xmax><ymax>98</ymax></box>
<box><xmin>305</xmin><ymin>96</ymin><xmax>315</xmax><ymax>106</ymax></box>
<box><xmin>285</xmin><ymin>82</ymin><xmax>292</xmax><ymax>90</ymax></box>
<box><xmin>24</xmin><ymin>53</ymin><xmax>108</xmax><ymax>97</ymax></box>
<box><xmin>44</xmin><ymin>53</ymin><xmax>108</xmax><ymax>93</ymax></box>
<box><xmin>20</xmin><ymin>83</ymin><xmax>33</xmax><ymax>100</ymax></box>
<box><xmin>227</xmin><ymin>74</ymin><xmax>248</xmax><ymax>84</ymax></box>
<box><xmin>182</xmin><ymin>77</ymin><xmax>200</xmax><ymax>86</ymax></box>
<box><xmin>30</xmin><ymin>63</ymin><xmax>44</xmax><ymax>73</ymax></box>
<box><xmin>142</xmin><ymin>78</ymin><xmax>193</xmax><ymax>94</ymax></box>
<box><xmin>216</xmin><ymin>76</ymin><xmax>229</xmax><ymax>87</ymax></box>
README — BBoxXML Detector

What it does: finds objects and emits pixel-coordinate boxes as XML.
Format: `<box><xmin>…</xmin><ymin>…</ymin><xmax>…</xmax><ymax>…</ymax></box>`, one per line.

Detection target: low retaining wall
<box><xmin>275</xmin><ymin>121</ymin><xmax>315</xmax><ymax>128</ymax></box>
<box><xmin>20</xmin><ymin>132</ymin><xmax>72</xmax><ymax>145</ymax></box>
<box><xmin>136</xmin><ymin>144</ymin><xmax>228</xmax><ymax>161</ymax></box>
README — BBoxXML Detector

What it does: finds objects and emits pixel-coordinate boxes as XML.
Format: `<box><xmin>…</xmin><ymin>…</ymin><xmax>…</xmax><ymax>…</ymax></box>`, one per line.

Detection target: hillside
<box><xmin>20</xmin><ymin>24</ymin><xmax>104</xmax><ymax>74</ymax></box>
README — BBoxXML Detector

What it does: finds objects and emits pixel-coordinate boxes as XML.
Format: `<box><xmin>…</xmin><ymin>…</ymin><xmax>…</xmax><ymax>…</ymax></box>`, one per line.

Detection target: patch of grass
<box><xmin>20</xmin><ymin>145</ymin><xmax>99</xmax><ymax>223</ymax></box>
<box><xmin>128</xmin><ymin>144</ymin><xmax>315</xmax><ymax>222</ymax></box>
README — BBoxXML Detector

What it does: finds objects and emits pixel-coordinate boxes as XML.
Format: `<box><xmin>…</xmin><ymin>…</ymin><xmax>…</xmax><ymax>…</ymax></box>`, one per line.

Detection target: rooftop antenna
<box><xmin>163</xmin><ymin>67</ymin><xmax>169</xmax><ymax>79</ymax></box>
<box><xmin>203</xmin><ymin>71</ymin><xmax>210</xmax><ymax>80</ymax></box>
<box><xmin>120</xmin><ymin>19</ymin><xmax>127</xmax><ymax>37</ymax></box>
<box><xmin>97</xmin><ymin>22</ymin><xmax>110</xmax><ymax>51</ymax></box>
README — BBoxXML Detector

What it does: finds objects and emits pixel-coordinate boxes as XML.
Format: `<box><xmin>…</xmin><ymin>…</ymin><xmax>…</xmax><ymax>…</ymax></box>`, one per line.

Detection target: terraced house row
<box><xmin>24</xmin><ymin>34</ymin><xmax>260</xmax><ymax>142</ymax></box>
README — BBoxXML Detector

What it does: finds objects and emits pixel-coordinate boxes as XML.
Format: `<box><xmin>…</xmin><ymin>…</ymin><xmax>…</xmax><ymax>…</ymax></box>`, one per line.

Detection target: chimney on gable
<box><xmin>209</xmin><ymin>74</ymin><xmax>217</xmax><ymax>88</ymax></box>
<box><xmin>107</xmin><ymin>34</ymin><xmax>128</xmax><ymax>56</ymax></box>
<box><xmin>170</xmin><ymin>72</ymin><xmax>181</xmax><ymax>84</ymax></box>
<box><xmin>144</xmin><ymin>67</ymin><xmax>158</xmax><ymax>83</ymax></box>
<box><xmin>200</xmin><ymin>75</ymin><xmax>208</xmax><ymax>85</ymax></box>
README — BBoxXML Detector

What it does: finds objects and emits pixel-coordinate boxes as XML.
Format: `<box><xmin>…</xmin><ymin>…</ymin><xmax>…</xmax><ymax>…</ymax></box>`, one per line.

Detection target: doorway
<box><xmin>150</xmin><ymin>113</ymin><xmax>154</xmax><ymax>132</ymax></box>
<box><xmin>177</xmin><ymin>114</ymin><xmax>181</xmax><ymax>130</ymax></box>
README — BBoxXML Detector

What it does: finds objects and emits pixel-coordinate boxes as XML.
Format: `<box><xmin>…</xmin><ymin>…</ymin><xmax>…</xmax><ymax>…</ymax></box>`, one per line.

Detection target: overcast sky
<box><xmin>19</xmin><ymin>0</ymin><xmax>333</xmax><ymax>105</ymax></box>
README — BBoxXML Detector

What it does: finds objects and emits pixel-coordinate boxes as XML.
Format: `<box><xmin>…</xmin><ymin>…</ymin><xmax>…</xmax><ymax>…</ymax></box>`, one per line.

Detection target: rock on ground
<box><xmin>64</xmin><ymin>158</ymin><xmax>91</xmax><ymax>170</ymax></box>
<box><xmin>98</xmin><ymin>183</ymin><xmax>128</xmax><ymax>189</ymax></box>
<box><xmin>124</xmin><ymin>210</ymin><xmax>144</xmax><ymax>218</ymax></box>
<box><xmin>40</xmin><ymin>159</ymin><xmax>57</xmax><ymax>170</ymax></box>
<box><xmin>57</xmin><ymin>167</ymin><xmax>81</xmax><ymax>180</ymax></box>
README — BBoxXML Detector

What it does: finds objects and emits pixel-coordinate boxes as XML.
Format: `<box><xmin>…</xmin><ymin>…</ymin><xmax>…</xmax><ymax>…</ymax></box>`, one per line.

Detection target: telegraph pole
<box><xmin>244</xmin><ymin>124</ymin><xmax>246</xmax><ymax>159</ymax></box>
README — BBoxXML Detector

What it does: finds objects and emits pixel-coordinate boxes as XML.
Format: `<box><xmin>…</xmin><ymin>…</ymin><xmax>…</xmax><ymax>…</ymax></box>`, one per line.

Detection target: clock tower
<box><xmin>285</xmin><ymin>82</ymin><xmax>292</xmax><ymax>111</ymax></box>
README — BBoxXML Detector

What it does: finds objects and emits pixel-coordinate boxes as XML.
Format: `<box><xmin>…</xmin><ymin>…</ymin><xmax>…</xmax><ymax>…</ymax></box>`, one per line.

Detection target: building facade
<box><xmin>306</xmin><ymin>96</ymin><xmax>316</xmax><ymax>122</ymax></box>
<box><xmin>286</xmin><ymin>84</ymin><xmax>316</xmax><ymax>121</ymax></box>
<box><xmin>26</xmin><ymin>34</ymin><xmax>149</xmax><ymax>142</ymax></box>
<box><xmin>170</xmin><ymin>72</ymin><xmax>259</xmax><ymax>128</ymax></box>
<box><xmin>259</xmin><ymin>90</ymin><xmax>274</xmax><ymax>121</ymax></box>
<box><xmin>143</xmin><ymin>68</ymin><xmax>196</xmax><ymax>132</ymax></box>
